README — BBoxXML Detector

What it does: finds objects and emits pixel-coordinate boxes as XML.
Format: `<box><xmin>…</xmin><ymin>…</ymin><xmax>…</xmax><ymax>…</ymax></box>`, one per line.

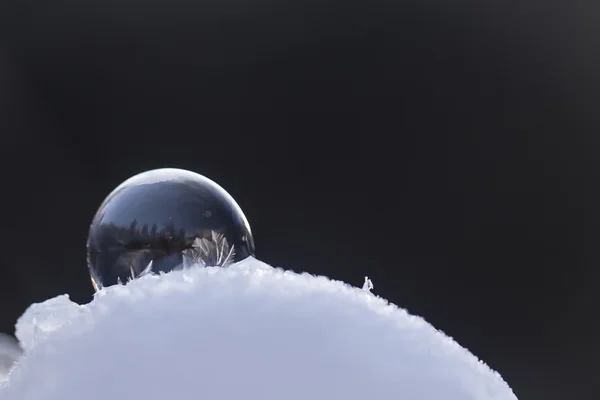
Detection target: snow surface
<box><xmin>0</xmin><ymin>257</ymin><xmax>517</xmax><ymax>400</ymax></box>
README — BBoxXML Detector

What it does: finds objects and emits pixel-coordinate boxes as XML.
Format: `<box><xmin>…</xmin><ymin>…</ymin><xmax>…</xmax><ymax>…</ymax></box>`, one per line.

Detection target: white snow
<box><xmin>0</xmin><ymin>257</ymin><xmax>517</xmax><ymax>400</ymax></box>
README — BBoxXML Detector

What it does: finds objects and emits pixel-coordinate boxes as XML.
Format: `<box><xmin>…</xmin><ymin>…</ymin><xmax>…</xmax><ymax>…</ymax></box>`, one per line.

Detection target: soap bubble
<box><xmin>86</xmin><ymin>168</ymin><xmax>255</xmax><ymax>290</ymax></box>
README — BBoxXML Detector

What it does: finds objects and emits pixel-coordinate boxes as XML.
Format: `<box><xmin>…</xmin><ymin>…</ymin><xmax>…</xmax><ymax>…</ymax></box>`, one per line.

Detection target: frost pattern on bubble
<box><xmin>182</xmin><ymin>232</ymin><xmax>235</xmax><ymax>269</ymax></box>
<box><xmin>109</xmin><ymin>232</ymin><xmax>236</xmax><ymax>288</ymax></box>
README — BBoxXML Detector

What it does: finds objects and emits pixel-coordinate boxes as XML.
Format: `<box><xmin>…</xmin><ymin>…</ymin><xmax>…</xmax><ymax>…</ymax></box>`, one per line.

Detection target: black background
<box><xmin>0</xmin><ymin>1</ymin><xmax>597</xmax><ymax>399</ymax></box>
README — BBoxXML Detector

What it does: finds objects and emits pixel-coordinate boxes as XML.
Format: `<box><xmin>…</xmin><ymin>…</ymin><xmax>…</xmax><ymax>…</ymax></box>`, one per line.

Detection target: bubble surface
<box><xmin>86</xmin><ymin>168</ymin><xmax>255</xmax><ymax>290</ymax></box>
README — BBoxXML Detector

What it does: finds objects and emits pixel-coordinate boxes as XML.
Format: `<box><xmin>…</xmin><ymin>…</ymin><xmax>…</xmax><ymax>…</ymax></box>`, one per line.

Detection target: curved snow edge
<box><xmin>3</xmin><ymin>257</ymin><xmax>517</xmax><ymax>400</ymax></box>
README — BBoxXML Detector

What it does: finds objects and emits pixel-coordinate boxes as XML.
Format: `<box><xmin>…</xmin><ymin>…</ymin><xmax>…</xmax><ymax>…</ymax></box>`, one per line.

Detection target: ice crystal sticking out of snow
<box><xmin>362</xmin><ymin>276</ymin><xmax>374</xmax><ymax>292</ymax></box>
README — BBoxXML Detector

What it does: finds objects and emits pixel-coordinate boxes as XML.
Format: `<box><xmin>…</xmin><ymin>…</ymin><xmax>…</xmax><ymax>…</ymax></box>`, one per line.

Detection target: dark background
<box><xmin>0</xmin><ymin>1</ymin><xmax>597</xmax><ymax>399</ymax></box>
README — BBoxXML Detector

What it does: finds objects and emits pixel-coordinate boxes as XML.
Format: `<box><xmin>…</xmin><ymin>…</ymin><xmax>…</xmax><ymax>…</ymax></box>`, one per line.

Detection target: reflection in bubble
<box><xmin>87</xmin><ymin>168</ymin><xmax>255</xmax><ymax>290</ymax></box>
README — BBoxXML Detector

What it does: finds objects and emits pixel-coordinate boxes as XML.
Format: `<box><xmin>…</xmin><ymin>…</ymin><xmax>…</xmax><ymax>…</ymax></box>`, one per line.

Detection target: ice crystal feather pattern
<box><xmin>183</xmin><ymin>232</ymin><xmax>236</xmax><ymax>269</ymax></box>
<box><xmin>110</xmin><ymin>232</ymin><xmax>236</xmax><ymax>287</ymax></box>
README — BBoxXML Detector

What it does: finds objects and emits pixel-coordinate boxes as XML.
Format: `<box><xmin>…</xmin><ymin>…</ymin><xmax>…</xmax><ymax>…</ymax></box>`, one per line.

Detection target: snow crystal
<box><xmin>0</xmin><ymin>257</ymin><xmax>517</xmax><ymax>400</ymax></box>
<box><xmin>14</xmin><ymin>295</ymin><xmax>82</xmax><ymax>352</ymax></box>
<box><xmin>362</xmin><ymin>276</ymin><xmax>374</xmax><ymax>292</ymax></box>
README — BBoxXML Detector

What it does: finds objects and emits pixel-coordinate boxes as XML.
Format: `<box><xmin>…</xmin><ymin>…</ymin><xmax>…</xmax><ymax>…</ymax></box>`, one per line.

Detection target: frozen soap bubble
<box><xmin>86</xmin><ymin>168</ymin><xmax>255</xmax><ymax>290</ymax></box>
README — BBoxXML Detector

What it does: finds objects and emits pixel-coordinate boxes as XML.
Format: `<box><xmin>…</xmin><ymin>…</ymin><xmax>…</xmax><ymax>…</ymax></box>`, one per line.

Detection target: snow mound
<box><xmin>0</xmin><ymin>257</ymin><xmax>517</xmax><ymax>400</ymax></box>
